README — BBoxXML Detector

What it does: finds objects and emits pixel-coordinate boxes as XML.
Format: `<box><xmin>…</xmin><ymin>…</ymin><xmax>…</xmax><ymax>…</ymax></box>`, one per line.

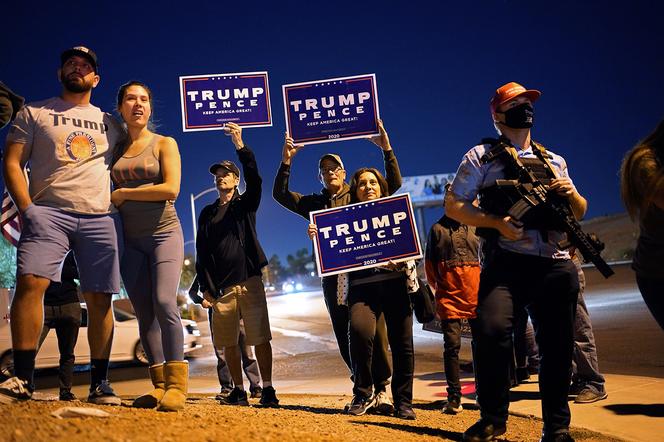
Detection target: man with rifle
<box><xmin>446</xmin><ymin>82</ymin><xmax>600</xmax><ymax>442</ymax></box>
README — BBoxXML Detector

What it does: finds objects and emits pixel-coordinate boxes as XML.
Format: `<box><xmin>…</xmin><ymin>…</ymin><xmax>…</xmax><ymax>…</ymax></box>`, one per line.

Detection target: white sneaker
<box><xmin>374</xmin><ymin>390</ymin><xmax>395</xmax><ymax>415</ymax></box>
<box><xmin>0</xmin><ymin>377</ymin><xmax>32</xmax><ymax>404</ymax></box>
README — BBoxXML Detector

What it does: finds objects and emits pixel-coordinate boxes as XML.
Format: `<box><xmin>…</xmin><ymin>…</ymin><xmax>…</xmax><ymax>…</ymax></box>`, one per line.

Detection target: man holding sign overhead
<box><xmin>196</xmin><ymin>123</ymin><xmax>279</xmax><ymax>408</ymax></box>
<box><xmin>272</xmin><ymin>119</ymin><xmax>400</xmax><ymax>414</ymax></box>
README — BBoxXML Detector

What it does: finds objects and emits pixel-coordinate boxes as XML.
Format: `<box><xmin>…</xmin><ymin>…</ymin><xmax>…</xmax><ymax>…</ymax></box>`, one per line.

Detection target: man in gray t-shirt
<box><xmin>0</xmin><ymin>46</ymin><xmax>123</xmax><ymax>405</ymax></box>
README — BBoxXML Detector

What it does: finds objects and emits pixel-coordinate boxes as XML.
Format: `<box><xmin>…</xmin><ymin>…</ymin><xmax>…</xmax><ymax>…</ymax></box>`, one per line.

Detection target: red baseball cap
<box><xmin>490</xmin><ymin>82</ymin><xmax>541</xmax><ymax>114</ymax></box>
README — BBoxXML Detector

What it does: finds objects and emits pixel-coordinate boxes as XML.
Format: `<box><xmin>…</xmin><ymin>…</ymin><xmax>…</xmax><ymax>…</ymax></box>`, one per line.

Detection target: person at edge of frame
<box><xmin>620</xmin><ymin>118</ymin><xmax>664</xmax><ymax>332</ymax></box>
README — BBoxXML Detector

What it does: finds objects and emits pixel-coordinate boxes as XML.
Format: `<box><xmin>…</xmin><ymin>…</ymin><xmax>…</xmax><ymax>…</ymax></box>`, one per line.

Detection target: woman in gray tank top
<box><xmin>621</xmin><ymin>119</ymin><xmax>664</xmax><ymax>331</ymax></box>
<box><xmin>111</xmin><ymin>81</ymin><xmax>187</xmax><ymax>411</ymax></box>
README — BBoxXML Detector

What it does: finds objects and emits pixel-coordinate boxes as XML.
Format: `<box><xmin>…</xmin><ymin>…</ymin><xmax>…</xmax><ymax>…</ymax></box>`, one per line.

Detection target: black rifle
<box><xmin>480</xmin><ymin>140</ymin><xmax>614</xmax><ymax>278</ymax></box>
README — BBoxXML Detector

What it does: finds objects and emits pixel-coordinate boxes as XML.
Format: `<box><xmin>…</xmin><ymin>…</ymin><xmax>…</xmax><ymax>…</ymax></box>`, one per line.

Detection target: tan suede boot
<box><xmin>157</xmin><ymin>361</ymin><xmax>188</xmax><ymax>412</ymax></box>
<box><xmin>132</xmin><ymin>363</ymin><xmax>166</xmax><ymax>408</ymax></box>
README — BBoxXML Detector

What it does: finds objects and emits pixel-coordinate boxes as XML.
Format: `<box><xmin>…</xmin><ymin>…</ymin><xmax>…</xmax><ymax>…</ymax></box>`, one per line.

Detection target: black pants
<box><xmin>322</xmin><ymin>276</ymin><xmax>391</xmax><ymax>389</ymax></box>
<box><xmin>636</xmin><ymin>275</ymin><xmax>664</xmax><ymax>331</ymax></box>
<box><xmin>513</xmin><ymin>308</ymin><xmax>539</xmax><ymax>370</ymax></box>
<box><xmin>348</xmin><ymin>276</ymin><xmax>413</xmax><ymax>407</ymax></box>
<box><xmin>442</xmin><ymin>319</ymin><xmax>462</xmax><ymax>396</ymax></box>
<box><xmin>471</xmin><ymin>250</ymin><xmax>578</xmax><ymax>435</ymax></box>
<box><xmin>37</xmin><ymin>302</ymin><xmax>82</xmax><ymax>391</ymax></box>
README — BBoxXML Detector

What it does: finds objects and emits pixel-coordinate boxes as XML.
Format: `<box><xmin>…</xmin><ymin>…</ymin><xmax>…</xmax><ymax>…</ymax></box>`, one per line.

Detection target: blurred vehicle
<box><xmin>0</xmin><ymin>304</ymin><xmax>201</xmax><ymax>379</ymax></box>
<box><xmin>282</xmin><ymin>281</ymin><xmax>304</xmax><ymax>293</ymax></box>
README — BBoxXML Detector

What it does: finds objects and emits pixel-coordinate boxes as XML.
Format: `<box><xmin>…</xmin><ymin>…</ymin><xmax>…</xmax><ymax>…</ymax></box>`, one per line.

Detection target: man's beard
<box><xmin>61</xmin><ymin>72</ymin><xmax>94</xmax><ymax>93</ymax></box>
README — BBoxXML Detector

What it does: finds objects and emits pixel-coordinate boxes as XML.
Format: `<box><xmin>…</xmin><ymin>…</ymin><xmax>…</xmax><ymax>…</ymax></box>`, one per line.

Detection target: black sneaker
<box><xmin>347</xmin><ymin>393</ymin><xmax>376</xmax><ymax>416</ymax></box>
<box><xmin>444</xmin><ymin>395</ymin><xmax>463</xmax><ymax>414</ymax></box>
<box><xmin>219</xmin><ymin>387</ymin><xmax>249</xmax><ymax>406</ymax></box>
<box><xmin>540</xmin><ymin>432</ymin><xmax>575</xmax><ymax>442</ymax></box>
<box><xmin>259</xmin><ymin>386</ymin><xmax>279</xmax><ymax>407</ymax></box>
<box><xmin>59</xmin><ymin>389</ymin><xmax>77</xmax><ymax>401</ymax></box>
<box><xmin>88</xmin><ymin>380</ymin><xmax>121</xmax><ymax>406</ymax></box>
<box><xmin>463</xmin><ymin>419</ymin><xmax>507</xmax><ymax>442</ymax></box>
<box><xmin>394</xmin><ymin>404</ymin><xmax>416</xmax><ymax>420</ymax></box>
<box><xmin>0</xmin><ymin>377</ymin><xmax>32</xmax><ymax>404</ymax></box>
<box><xmin>250</xmin><ymin>386</ymin><xmax>263</xmax><ymax>399</ymax></box>
<box><xmin>516</xmin><ymin>367</ymin><xmax>531</xmax><ymax>384</ymax></box>
<box><xmin>215</xmin><ymin>388</ymin><xmax>233</xmax><ymax>401</ymax></box>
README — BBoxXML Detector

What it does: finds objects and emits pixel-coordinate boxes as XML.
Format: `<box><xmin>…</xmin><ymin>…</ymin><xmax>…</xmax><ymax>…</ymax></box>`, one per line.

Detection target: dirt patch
<box><xmin>0</xmin><ymin>394</ymin><xmax>621</xmax><ymax>442</ymax></box>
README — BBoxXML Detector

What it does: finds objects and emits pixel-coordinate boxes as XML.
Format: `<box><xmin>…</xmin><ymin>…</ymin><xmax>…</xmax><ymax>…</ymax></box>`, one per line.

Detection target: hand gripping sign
<box><xmin>310</xmin><ymin>193</ymin><xmax>422</xmax><ymax>277</ymax></box>
<box><xmin>282</xmin><ymin>74</ymin><xmax>380</xmax><ymax>145</ymax></box>
<box><xmin>179</xmin><ymin>72</ymin><xmax>272</xmax><ymax>132</ymax></box>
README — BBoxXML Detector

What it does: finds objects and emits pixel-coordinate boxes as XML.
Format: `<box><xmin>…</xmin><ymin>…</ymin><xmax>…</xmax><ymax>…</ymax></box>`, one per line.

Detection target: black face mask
<box><xmin>500</xmin><ymin>103</ymin><xmax>534</xmax><ymax>128</ymax></box>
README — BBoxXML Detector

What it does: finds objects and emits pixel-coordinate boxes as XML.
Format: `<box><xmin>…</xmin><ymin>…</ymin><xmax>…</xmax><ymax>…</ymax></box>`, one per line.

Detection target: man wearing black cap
<box><xmin>272</xmin><ymin>120</ymin><xmax>400</xmax><ymax>414</ymax></box>
<box><xmin>195</xmin><ymin>122</ymin><xmax>279</xmax><ymax>407</ymax></box>
<box><xmin>446</xmin><ymin>82</ymin><xmax>586</xmax><ymax>442</ymax></box>
<box><xmin>1</xmin><ymin>46</ymin><xmax>123</xmax><ymax>405</ymax></box>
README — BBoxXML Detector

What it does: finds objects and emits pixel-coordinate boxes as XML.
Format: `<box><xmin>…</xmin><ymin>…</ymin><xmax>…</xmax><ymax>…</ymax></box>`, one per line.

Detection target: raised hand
<box><xmin>369</xmin><ymin>119</ymin><xmax>392</xmax><ymax>151</ymax></box>
<box><xmin>307</xmin><ymin>223</ymin><xmax>318</xmax><ymax>240</ymax></box>
<box><xmin>282</xmin><ymin>132</ymin><xmax>305</xmax><ymax>165</ymax></box>
<box><xmin>224</xmin><ymin>122</ymin><xmax>244</xmax><ymax>150</ymax></box>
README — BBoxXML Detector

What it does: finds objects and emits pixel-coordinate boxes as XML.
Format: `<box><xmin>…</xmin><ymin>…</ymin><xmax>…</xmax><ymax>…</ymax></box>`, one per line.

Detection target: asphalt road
<box><xmin>33</xmin><ymin>262</ymin><xmax>664</xmax><ymax>392</ymax></box>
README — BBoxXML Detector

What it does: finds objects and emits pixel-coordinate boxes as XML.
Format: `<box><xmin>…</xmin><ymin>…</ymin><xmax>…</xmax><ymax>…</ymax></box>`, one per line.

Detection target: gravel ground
<box><xmin>0</xmin><ymin>394</ymin><xmax>622</xmax><ymax>442</ymax></box>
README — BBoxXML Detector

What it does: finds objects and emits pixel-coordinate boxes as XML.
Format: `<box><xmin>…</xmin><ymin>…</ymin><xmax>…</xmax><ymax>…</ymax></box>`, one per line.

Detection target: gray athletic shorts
<box><xmin>17</xmin><ymin>203</ymin><xmax>122</xmax><ymax>294</ymax></box>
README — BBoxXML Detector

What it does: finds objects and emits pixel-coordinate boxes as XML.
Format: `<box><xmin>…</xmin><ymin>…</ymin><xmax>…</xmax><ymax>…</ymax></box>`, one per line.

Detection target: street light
<box><xmin>190</xmin><ymin>187</ymin><xmax>217</xmax><ymax>242</ymax></box>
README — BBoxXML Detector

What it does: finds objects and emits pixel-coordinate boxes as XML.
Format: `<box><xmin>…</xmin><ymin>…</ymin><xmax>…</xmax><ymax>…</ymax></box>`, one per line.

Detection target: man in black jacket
<box><xmin>272</xmin><ymin>120</ymin><xmax>400</xmax><ymax>413</ymax></box>
<box><xmin>196</xmin><ymin>122</ymin><xmax>277</xmax><ymax>407</ymax></box>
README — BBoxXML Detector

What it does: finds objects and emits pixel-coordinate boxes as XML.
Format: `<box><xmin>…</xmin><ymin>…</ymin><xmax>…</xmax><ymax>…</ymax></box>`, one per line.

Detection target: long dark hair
<box><xmin>117</xmin><ymin>80</ymin><xmax>152</xmax><ymax>109</ymax></box>
<box><xmin>349</xmin><ymin>167</ymin><xmax>389</xmax><ymax>203</ymax></box>
<box><xmin>112</xmin><ymin>81</ymin><xmax>156</xmax><ymax>161</ymax></box>
<box><xmin>116</xmin><ymin>80</ymin><xmax>156</xmax><ymax>128</ymax></box>
<box><xmin>620</xmin><ymin>119</ymin><xmax>664</xmax><ymax>220</ymax></box>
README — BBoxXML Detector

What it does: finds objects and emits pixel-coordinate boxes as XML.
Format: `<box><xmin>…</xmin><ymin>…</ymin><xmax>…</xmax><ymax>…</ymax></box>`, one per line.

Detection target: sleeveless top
<box><xmin>111</xmin><ymin>134</ymin><xmax>180</xmax><ymax>238</ymax></box>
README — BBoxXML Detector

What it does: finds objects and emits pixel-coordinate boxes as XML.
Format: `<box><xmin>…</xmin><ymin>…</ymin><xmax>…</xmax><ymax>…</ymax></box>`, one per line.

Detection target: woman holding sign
<box><xmin>309</xmin><ymin>167</ymin><xmax>415</xmax><ymax>420</ymax></box>
<box><xmin>111</xmin><ymin>81</ymin><xmax>187</xmax><ymax>411</ymax></box>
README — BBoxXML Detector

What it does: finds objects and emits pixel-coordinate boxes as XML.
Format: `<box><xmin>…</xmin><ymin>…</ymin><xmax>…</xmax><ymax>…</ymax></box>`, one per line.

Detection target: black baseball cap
<box><xmin>209</xmin><ymin>160</ymin><xmax>240</xmax><ymax>177</ymax></box>
<box><xmin>60</xmin><ymin>46</ymin><xmax>99</xmax><ymax>73</ymax></box>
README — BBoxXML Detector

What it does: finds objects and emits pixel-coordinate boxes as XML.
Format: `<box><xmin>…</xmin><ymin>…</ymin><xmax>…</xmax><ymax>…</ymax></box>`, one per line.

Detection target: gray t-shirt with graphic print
<box><xmin>6</xmin><ymin>96</ymin><xmax>123</xmax><ymax>214</ymax></box>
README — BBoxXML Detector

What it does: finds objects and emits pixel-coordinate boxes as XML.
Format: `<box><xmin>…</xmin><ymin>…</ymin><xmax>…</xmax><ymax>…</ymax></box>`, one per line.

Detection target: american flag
<box><xmin>1</xmin><ymin>188</ymin><xmax>21</xmax><ymax>247</ymax></box>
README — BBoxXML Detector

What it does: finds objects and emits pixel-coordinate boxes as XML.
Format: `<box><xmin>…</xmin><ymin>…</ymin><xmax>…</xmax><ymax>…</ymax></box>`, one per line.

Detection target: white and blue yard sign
<box><xmin>310</xmin><ymin>193</ymin><xmax>422</xmax><ymax>277</ymax></box>
<box><xmin>179</xmin><ymin>71</ymin><xmax>272</xmax><ymax>132</ymax></box>
<box><xmin>282</xmin><ymin>74</ymin><xmax>380</xmax><ymax>145</ymax></box>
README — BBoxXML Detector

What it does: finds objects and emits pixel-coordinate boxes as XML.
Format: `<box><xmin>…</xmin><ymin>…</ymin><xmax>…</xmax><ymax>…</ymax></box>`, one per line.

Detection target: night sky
<box><xmin>2</xmin><ymin>1</ymin><xmax>663</xmax><ymax>260</ymax></box>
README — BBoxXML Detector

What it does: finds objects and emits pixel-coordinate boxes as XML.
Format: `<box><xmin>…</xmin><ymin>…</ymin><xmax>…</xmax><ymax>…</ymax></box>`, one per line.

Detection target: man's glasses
<box><xmin>320</xmin><ymin>166</ymin><xmax>343</xmax><ymax>175</ymax></box>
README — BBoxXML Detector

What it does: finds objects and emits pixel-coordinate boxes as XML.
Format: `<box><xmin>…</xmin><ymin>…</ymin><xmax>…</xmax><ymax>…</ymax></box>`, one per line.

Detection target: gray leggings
<box><xmin>121</xmin><ymin>227</ymin><xmax>184</xmax><ymax>364</ymax></box>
